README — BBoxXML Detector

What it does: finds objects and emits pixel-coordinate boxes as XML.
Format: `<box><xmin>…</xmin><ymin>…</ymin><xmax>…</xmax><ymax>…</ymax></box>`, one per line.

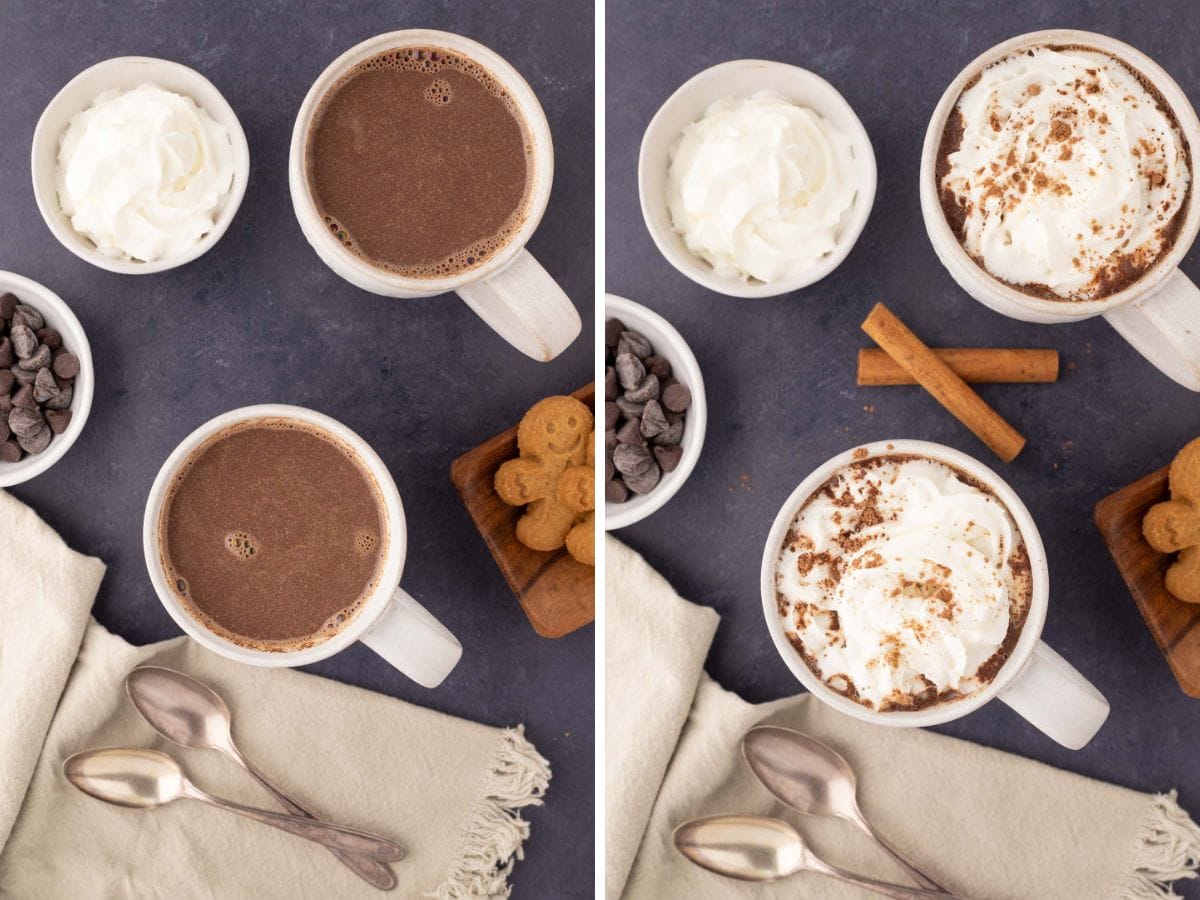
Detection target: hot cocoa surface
<box><xmin>306</xmin><ymin>46</ymin><xmax>533</xmax><ymax>279</ymax></box>
<box><xmin>161</xmin><ymin>421</ymin><xmax>386</xmax><ymax>649</ymax></box>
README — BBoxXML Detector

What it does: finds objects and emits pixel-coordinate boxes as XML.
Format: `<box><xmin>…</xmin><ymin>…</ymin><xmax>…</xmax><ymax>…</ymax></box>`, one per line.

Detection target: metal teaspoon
<box><xmin>742</xmin><ymin>725</ymin><xmax>956</xmax><ymax>895</ymax></box>
<box><xmin>64</xmin><ymin>748</ymin><xmax>406</xmax><ymax>863</ymax></box>
<box><xmin>674</xmin><ymin>814</ymin><xmax>951</xmax><ymax>898</ymax></box>
<box><xmin>125</xmin><ymin>665</ymin><xmax>398</xmax><ymax>890</ymax></box>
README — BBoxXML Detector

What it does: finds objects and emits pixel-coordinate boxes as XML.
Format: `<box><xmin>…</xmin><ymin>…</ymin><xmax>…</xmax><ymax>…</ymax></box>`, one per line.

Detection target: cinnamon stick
<box><xmin>861</xmin><ymin>303</ymin><xmax>1026</xmax><ymax>462</ymax></box>
<box><xmin>858</xmin><ymin>348</ymin><xmax>1059</xmax><ymax>385</ymax></box>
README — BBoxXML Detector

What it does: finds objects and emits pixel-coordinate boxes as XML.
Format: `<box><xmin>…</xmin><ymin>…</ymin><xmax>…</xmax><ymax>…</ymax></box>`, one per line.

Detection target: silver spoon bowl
<box><xmin>674</xmin><ymin>814</ymin><xmax>951</xmax><ymax>898</ymax></box>
<box><xmin>126</xmin><ymin>665</ymin><xmax>398</xmax><ymax>890</ymax></box>
<box><xmin>742</xmin><ymin>725</ymin><xmax>955</xmax><ymax>894</ymax></box>
<box><xmin>64</xmin><ymin>748</ymin><xmax>405</xmax><ymax>863</ymax></box>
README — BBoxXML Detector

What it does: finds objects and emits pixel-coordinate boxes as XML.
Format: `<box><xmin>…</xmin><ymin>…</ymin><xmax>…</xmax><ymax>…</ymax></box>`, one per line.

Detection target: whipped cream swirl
<box><xmin>775</xmin><ymin>454</ymin><xmax>1030</xmax><ymax>711</ymax></box>
<box><xmin>57</xmin><ymin>84</ymin><xmax>235</xmax><ymax>263</ymax></box>
<box><xmin>667</xmin><ymin>91</ymin><xmax>858</xmax><ymax>283</ymax></box>
<box><xmin>939</xmin><ymin>47</ymin><xmax>1190</xmax><ymax>300</ymax></box>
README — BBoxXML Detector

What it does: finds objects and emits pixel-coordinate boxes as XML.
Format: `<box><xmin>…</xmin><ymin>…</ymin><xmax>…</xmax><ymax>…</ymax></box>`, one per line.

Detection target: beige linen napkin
<box><xmin>606</xmin><ymin>536</ymin><xmax>1200</xmax><ymax>900</ymax></box>
<box><xmin>0</xmin><ymin>491</ymin><xmax>550</xmax><ymax>899</ymax></box>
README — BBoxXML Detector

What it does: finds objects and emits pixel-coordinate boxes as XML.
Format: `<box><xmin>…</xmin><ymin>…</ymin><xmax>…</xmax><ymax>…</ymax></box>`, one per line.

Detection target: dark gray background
<box><xmin>608</xmin><ymin>1</ymin><xmax>1200</xmax><ymax>895</ymax></box>
<box><xmin>2</xmin><ymin>1</ymin><xmax>593</xmax><ymax>896</ymax></box>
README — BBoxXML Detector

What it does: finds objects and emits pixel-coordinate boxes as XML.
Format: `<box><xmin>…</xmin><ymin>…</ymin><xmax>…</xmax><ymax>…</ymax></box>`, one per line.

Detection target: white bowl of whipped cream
<box><xmin>639</xmin><ymin>59</ymin><xmax>876</xmax><ymax>298</ymax></box>
<box><xmin>32</xmin><ymin>57</ymin><xmax>249</xmax><ymax>274</ymax></box>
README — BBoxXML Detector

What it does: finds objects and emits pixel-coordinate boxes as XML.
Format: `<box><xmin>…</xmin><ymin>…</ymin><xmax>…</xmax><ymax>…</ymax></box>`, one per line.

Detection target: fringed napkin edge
<box><xmin>1114</xmin><ymin>791</ymin><xmax>1200</xmax><ymax>899</ymax></box>
<box><xmin>427</xmin><ymin>726</ymin><xmax>552</xmax><ymax>899</ymax></box>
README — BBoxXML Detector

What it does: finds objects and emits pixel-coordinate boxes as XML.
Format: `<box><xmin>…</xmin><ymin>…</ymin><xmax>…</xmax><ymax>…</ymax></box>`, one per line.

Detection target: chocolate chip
<box><xmin>0</xmin><ymin>416</ymin><xmax>7</xmax><ymax>443</ymax></box>
<box><xmin>0</xmin><ymin>394</ymin><xmax>11</xmax><ymax>415</ymax></box>
<box><xmin>33</xmin><ymin>367</ymin><xmax>58</xmax><ymax>403</ymax></box>
<box><xmin>0</xmin><ymin>338</ymin><xmax>12</xmax><ymax>368</ymax></box>
<box><xmin>16</xmin><ymin>424</ymin><xmax>50</xmax><ymax>454</ymax></box>
<box><xmin>10</xmin><ymin>325</ymin><xmax>35</xmax><ymax>359</ymax></box>
<box><xmin>619</xmin><ymin>331</ymin><xmax>654</xmax><ymax>360</ymax></box>
<box><xmin>605</xmin><ymin>318</ymin><xmax>626</xmax><ymax>347</ymax></box>
<box><xmin>0</xmin><ymin>440</ymin><xmax>19</xmax><ymax>462</ymax></box>
<box><xmin>18</xmin><ymin>344</ymin><xmax>50</xmax><ymax>371</ymax></box>
<box><xmin>36</xmin><ymin>327</ymin><xmax>61</xmax><ymax>350</ymax></box>
<box><xmin>662</xmin><ymin>383</ymin><xmax>692</xmax><ymax>413</ymax></box>
<box><xmin>625</xmin><ymin>373</ymin><xmax>660</xmax><ymax>403</ymax></box>
<box><xmin>654</xmin><ymin>444</ymin><xmax>684</xmax><ymax>473</ymax></box>
<box><xmin>0</xmin><ymin>369</ymin><xmax>12</xmax><ymax>394</ymax></box>
<box><xmin>640</xmin><ymin>399</ymin><xmax>669</xmax><ymax>438</ymax></box>
<box><xmin>615</xmin><ymin>352</ymin><xmax>645</xmax><ymax>392</ymax></box>
<box><xmin>613</xmin><ymin>442</ymin><xmax>653</xmax><ymax>476</ymax></box>
<box><xmin>604</xmin><ymin>459</ymin><xmax>614</xmax><ymax>481</ymax></box>
<box><xmin>11</xmin><ymin>365</ymin><xmax>38</xmax><ymax>385</ymax></box>
<box><xmin>604</xmin><ymin>401</ymin><xmax>620</xmax><ymax>430</ymax></box>
<box><xmin>8</xmin><ymin>406</ymin><xmax>44</xmax><ymax>438</ymax></box>
<box><xmin>52</xmin><ymin>351</ymin><xmax>80</xmax><ymax>380</ymax></box>
<box><xmin>11</xmin><ymin>384</ymin><xmax>34</xmax><ymax>409</ymax></box>
<box><xmin>605</xmin><ymin>429</ymin><xmax>618</xmax><ymax>453</ymax></box>
<box><xmin>645</xmin><ymin>355</ymin><xmax>671</xmax><ymax>379</ymax></box>
<box><xmin>653</xmin><ymin>415</ymin><xmax>685</xmax><ymax>447</ymax></box>
<box><xmin>12</xmin><ymin>305</ymin><xmax>43</xmax><ymax>331</ymax></box>
<box><xmin>616</xmin><ymin>417</ymin><xmax>646</xmax><ymax>446</ymax></box>
<box><xmin>604</xmin><ymin>366</ymin><xmax>618</xmax><ymax>400</ymax></box>
<box><xmin>615</xmin><ymin>396</ymin><xmax>645</xmax><ymax>418</ymax></box>
<box><xmin>44</xmin><ymin>383</ymin><xmax>72</xmax><ymax>410</ymax></box>
<box><xmin>606</xmin><ymin>478</ymin><xmax>629</xmax><ymax>503</ymax></box>
<box><xmin>45</xmin><ymin>409</ymin><xmax>72</xmax><ymax>434</ymax></box>
<box><xmin>0</xmin><ymin>293</ymin><xmax>17</xmax><ymax>320</ymax></box>
<box><xmin>625</xmin><ymin>463</ymin><xmax>661</xmax><ymax>495</ymax></box>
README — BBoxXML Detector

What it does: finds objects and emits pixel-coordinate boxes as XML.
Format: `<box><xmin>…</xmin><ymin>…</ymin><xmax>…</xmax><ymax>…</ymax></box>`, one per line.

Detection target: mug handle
<box><xmin>997</xmin><ymin>641</ymin><xmax>1109</xmax><ymax>750</ymax></box>
<box><xmin>456</xmin><ymin>249</ymin><xmax>582</xmax><ymax>362</ymax></box>
<box><xmin>358</xmin><ymin>586</ymin><xmax>463</xmax><ymax>688</ymax></box>
<box><xmin>1104</xmin><ymin>268</ymin><xmax>1200</xmax><ymax>391</ymax></box>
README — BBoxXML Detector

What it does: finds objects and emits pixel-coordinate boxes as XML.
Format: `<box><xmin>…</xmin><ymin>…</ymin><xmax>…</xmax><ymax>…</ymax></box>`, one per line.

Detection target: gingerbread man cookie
<box><xmin>495</xmin><ymin>396</ymin><xmax>595</xmax><ymax>566</ymax></box>
<box><xmin>1144</xmin><ymin>437</ymin><xmax>1200</xmax><ymax>603</ymax></box>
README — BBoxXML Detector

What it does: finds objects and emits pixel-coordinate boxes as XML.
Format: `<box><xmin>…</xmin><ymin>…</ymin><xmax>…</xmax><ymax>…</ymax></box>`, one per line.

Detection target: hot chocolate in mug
<box><xmin>920</xmin><ymin>29</ymin><xmax>1200</xmax><ymax>391</ymax></box>
<box><xmin>760</xmin><ymin>439</ymin><xmax>1110</xmax><ymax>750</ymax></box>
<box><xmin>289</xmin><ymin>29</ymin><xmax>581</xmax><ymax>363</ymax></box>
<box><xmin>143</xmin><ymin>404</ymin><xmax>463</xmax><ymax>688</ymax></box>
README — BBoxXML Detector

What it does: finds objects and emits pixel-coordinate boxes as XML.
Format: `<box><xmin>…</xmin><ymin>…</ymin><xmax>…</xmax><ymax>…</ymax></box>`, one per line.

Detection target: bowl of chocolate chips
<box><xmin>604</xmin><ymin>294</ymin><xmax>706</xmax><ymax>529</ymax></box>
<box><xmin>0</xmin><ymin>272</ymin><xmax>93</xmax><ymax>487</ymax></box>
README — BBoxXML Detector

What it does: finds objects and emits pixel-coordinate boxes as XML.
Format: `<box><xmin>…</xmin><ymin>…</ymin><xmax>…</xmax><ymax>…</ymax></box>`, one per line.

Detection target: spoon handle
<box><xmin>231</xmin><ymin>748</ymin><xmax>399</xmax><ymax>890</ymax></box>
<box><xmin>189</xmin><ymin>789</ymin><xmax>406</xmax><ymax>863</ymax></box>
<box><xmin>853</xmin><ymin>814</ymin><xmax>956</xmax><ymax>894</ymax></box>
<box><xmin>807</xmin><ymin>856</ymin><xmax>961</xmax><ymax>900</ymax></box>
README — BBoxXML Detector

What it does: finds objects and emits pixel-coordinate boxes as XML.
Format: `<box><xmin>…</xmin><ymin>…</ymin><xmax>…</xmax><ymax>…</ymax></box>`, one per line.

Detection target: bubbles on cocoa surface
<box><xmin>346</xmin><ymin>46</ymin><xmax>518</xmax><ymax>110</ymax></box>
<box><xmin>423</xmin><ymin>78</ymin><xmax>452</xmax><ymax>106</ymax></box>
<box><xmin>175</xmin><ymin>576</ymin><xmax>188</xmax><ymax>595</ymax></box>
<box><xmin>225</xmin><ymin>531</ymin><xmax>259</xmax><ymax>560</ymax></box>
<box><xmin>319</xmin><ymin>599</ymin><xmax>364</xmax><ymax>636</ymax></box>
<box><xmin>353</xmin><ymin>529</ymin><xmax>379</xmax><ymax>555</ymax></box>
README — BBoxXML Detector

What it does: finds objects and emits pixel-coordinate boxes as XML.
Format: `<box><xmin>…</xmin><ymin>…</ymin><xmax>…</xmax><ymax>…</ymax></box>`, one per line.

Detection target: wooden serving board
<box><xmin>450</xmin><ymin>385</ymin><xmax>595</xmax><ymax>638</ymax></box>
<box><xmin>1093</xmin><ymin>465</ymin><xmax>1200</xmax><ymax>697</ymax></box>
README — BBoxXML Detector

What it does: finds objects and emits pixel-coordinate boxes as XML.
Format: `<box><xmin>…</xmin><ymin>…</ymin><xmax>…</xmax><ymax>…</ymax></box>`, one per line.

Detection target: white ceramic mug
<box><xmin>143</xmin><ymin>404</ymin><xmax>463</xmax><ymax>688</ymax></box>
<box><xmin>920</xmin><ymin>29</ymin><xmax>1200</xmax><ymax>391</ymax></box>
<box><xmin>288</xmin><ymin>30</ymin><xmax>581</xmax><ymax>362</ymax></box>
<box><xmin>760</xmin><ymin>439</ymin><xmax>1110</xmax><ymax>750</ymax></box>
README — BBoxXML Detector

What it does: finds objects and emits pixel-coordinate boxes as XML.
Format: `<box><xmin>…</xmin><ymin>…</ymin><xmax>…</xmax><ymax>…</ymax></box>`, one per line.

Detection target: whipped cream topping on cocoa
<box><xmin>774</xmin><ymin>454</ymin><xmax>1032</xmax><ymax>711</ymax></box>
<box><xmin>937</xmin><ymin>46</ymin><xmax>1190</xmax><ymax>301</ymax></box>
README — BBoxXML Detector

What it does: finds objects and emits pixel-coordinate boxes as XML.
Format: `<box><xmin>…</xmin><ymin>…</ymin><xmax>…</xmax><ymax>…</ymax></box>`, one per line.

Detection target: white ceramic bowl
<box><xmin>31</xmin><ymin>57</ymin><xmax>250</xmax><ymax>275</ymax></box>
<box><xmin>604</xmin><ymin>294</ymin><xmax>706</xmax><ymax>529</ymax></box>
<box><xmin>0</xmin><ymin>271</ymin><xmax>94</xmax><ymax>487</ymax></box>
<box><xmin>638</xmin><ymin>59</ymin><xmax>876</xmax><ymax>298</ymax></box>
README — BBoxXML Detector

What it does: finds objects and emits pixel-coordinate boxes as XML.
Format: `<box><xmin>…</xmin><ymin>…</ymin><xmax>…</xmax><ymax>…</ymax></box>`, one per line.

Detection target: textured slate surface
<box><xmin>607</xmin><ymin>2</ymin><xmax>1200</xmax><ymax>894</ymax></box>
<box><xmin>2</xmin><ymin>1</ymin><xmax>593</xmax><ymax>895</ymax></box>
